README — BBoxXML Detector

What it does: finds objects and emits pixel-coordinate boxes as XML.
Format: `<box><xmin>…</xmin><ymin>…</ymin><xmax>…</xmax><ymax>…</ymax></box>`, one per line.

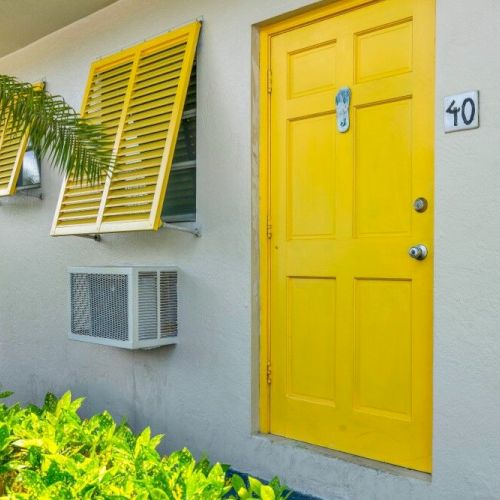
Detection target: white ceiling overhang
<box><xmin>0</xmin><ymin>0</ymin><xmax>119</xmax><ymax>58</ymax></box>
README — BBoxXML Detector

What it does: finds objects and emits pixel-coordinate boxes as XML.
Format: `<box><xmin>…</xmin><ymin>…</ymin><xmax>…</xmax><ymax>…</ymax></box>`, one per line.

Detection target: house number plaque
<box><xmin>444</xmin><ymin>90</ymin><xmax>479</xmax><ymax>133</ymax></box>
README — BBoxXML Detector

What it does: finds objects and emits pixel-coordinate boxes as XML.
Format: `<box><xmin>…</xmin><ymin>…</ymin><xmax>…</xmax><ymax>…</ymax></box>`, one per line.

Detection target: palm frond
<box><xmin>0</xmin><ymin>75</ymin><xmax>113</xmax><ymax>184</ymax></box>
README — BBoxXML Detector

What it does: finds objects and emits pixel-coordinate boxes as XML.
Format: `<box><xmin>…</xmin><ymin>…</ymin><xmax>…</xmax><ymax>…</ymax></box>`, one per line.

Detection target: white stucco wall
<box><xmin>0</xmin><ymin>1</ymin><xmax>499</xmax><ymax>498</ymax></box>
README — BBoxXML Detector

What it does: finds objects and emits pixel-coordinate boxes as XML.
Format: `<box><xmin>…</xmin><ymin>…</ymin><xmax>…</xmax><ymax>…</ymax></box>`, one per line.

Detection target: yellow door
<box><xmin>264</xmin><ymin>0</ymin><xmax>434</xmax><ymax>472</ymax></box>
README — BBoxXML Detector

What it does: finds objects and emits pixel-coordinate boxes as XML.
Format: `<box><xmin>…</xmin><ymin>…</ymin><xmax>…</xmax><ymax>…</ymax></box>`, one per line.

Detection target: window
<box><xmin>51</xmin><ymin>22</ymin><xmax>201</xmax><ymax>236</ymax></box>
<box><xmin>0</xmin><ymin>83</ymin><xmax>43</xmax><ymax>197</ymax></box>
<box><xmin>162</xmin><ymin>63</ymin><xmax>196</xmax><ymax>222</ymax></box>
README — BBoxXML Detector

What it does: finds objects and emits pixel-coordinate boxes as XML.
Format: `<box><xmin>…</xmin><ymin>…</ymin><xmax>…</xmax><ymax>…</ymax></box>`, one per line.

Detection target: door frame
<box><xmin>258</xmin><ymin>0</ymin><xmax>388</xmax><ymax>434</ymax></box>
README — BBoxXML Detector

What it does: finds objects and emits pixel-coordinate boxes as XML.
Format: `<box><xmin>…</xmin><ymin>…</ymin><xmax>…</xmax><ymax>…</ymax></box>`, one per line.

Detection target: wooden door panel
<box><xmin>266</xmin><ymin>0</ymin><xmax>434</xmax><ymax>472</ymax></box>
<box><xmin>354</xmin><ymin>98</ymin><xmax>413</xmax><ymax>237</ymax></box>
<box><xmin>287</xmin><ymin>277</ymin><xmax>337</xmax><ymax>406</ymax></box>
<box><xmin>353</xmin><ymin>278</ymin><xmax>412</xmax><ymax>420</ymax></box>
<box><xmin>287</xmin><ymin>114</ymin><xmax>336</xmax><ymax>239</ymax></box>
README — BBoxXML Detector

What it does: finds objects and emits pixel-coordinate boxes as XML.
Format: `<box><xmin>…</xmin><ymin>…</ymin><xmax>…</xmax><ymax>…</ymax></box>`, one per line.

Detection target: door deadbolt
<box><xmin>408</xmin><ymin>244</ymin><xmax>428</xmax><ymax>260</ymax></box>
<box><xmin>413</xmin><ymin>197</ymin><xmax>428</xmax><ymax>213</ymax></box>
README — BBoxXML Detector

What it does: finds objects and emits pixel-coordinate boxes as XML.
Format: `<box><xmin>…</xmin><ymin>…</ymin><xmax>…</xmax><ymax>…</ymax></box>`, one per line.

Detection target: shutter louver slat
<box><xmin>63</xmin><ymin>194</ymin><xmax>103</xmax><ymax>205</ymax></box>
<box><xmin>136</xmin><ymin>58</ymin><xmax>183</xmax><ymax>79</ymax></box>
<box><xmin>105</xmin><ymin>194</ymin><xmax>155</xmax><ymax>208</ymax></box>
<box><xmin>107</xmin><ymin>186</ymin><xmax>156</xmax><ymax>198</ymax></box>
<box><xmin>0</xmin><ymin>165</ymin><xmax>16</xmax><ymax>173</ymax></box>
<box><xmin>128</xmin><ymin>95</ymin><xmax>177</xmax><ymax>114</ymax></box>
<box><xmin>131</xmin><ymin>81</ymin><xmax>180</xmax><ymax>102</ymax></box>
<box><xmin>0</xmin><ymin>158</ymin><xmax>19</xmax><ymax>170</ymax></box>
<box><xmin>133</xmin><ymin>64</ymin><xmax>183</xmax><ymax>87</ymax></box>
<box><xmin>58</xmin><ymin>215</ymin><xmax>101</xmax><ymax>224</ymax></box>
<box><xmin>51</xmin><ymin>22</ymin><xmax>200</xmax><ymax>235</ymax></box>
<box><xmin>118</xmin><ymin>141</ymin><xmax>167</xmax><ymax>156</ymax></box>
<box><xmin>112</xmin><ymin>166</ymin><xmax>160</xmax><ymax>182</ymax></box>
<box><xmin>121</xmin><ymin>129</ymin><xmax>170</xmax><ymax>148</ymax></box>
<box><xmin>137</xmin><ymin>44</ymin><xmax>186</xmax><ymax>69</ymax></box>
<box><xmin>107</xmin><ymin>178</ymin><xmax>158</xmax><ymax>191</ymax></box>
<box><xmin>103</xmin><ymin>212</ymin><xmax>151</xmax><ymax>223</ymax></box>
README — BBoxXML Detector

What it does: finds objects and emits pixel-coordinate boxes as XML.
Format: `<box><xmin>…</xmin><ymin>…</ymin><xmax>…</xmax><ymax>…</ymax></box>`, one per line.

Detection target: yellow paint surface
<box><xmin>263</xmin><ymin>0</ymin><xmax>434</xmax><ymax>472</ymax></box>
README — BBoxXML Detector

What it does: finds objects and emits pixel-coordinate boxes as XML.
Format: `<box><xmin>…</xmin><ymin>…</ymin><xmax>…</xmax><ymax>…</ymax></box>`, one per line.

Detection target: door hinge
<box><xmin>266</xmin><ymin>362</ymin><xmax>272</xmax><ymax>385</ymax></box>
<box><xmin>266</xmin><ymin>214</ymin><xmax>272</xmax><ymax>239</ymax></box>
<box><xmin>267</xmin><ymin>68</ymin><xmax>272</xmax><ymax>94</ymax></box>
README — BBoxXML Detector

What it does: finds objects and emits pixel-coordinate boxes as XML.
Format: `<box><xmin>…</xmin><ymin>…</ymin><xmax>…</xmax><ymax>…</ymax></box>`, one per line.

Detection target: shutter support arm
<box><xmin>70</xmin><ymin>224</ymin><xmax>201</xmax><ymax>241</ymax></box>
<box><xmin>74</xmin><ymin>234</ymin><xmax>102</xmax><ymax>242</ymax></box>
<box><xmin>161</xmin><ymin>222</ymin><xmax>200</xmax><ymax>237</ymax></box>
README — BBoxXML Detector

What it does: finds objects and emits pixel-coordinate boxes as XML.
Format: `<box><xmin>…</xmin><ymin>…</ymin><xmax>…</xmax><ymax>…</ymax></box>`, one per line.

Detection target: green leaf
<box><xmin>248</xmin><ymin>476</ymin><xmax>262</xmax><ymax>495</ymax></box>
<box><xmin>260</xmin><ymin>485</ymin><xmax>276</xmax><ymax>500</ymax></box>
<box><xmin>28</xmin><ymin>446</ymin><xmax>43</xmax><ymax>468</ymax></box>
<box><xmin>0</xmin><ymin>391</ymin><xmax>14</xmax><ymax>399</ymax></box>
<box><xmin>232</xmin><ymin>474</ymin><xmax>248</xmax><ymax>498</ymax></box>
<box><xmin>43</xmin><ymin>393</ymin><xmax>58</xmax><ymax>413</ymax></box>
<box><xmin>57</xmin><ymin>391</ymin><xmax>72</xmax><ymax>409</ymax></box>
<box><xmin>150</xmin><ymin>488</ymin><xmax>169</xmax><ymax>499</ymax></box>
<box><xmin>0</xmin><ymin>424</ymin><xmax>10</xmax><ymax>446</ymax></box>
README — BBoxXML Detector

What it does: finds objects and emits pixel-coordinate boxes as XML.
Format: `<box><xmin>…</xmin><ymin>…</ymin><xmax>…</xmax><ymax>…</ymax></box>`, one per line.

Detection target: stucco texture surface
<box><xmin>0</xmin><ymin>1</ymin><xmax>499</xmax><ymax>499</ymax></box>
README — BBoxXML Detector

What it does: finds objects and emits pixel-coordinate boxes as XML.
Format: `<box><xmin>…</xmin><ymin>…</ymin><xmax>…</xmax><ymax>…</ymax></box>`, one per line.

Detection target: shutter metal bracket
<box><xmin>161</xmin><ymin>222</ymin><xmax>201</xmax><ymax>237</ymax></box>
<box><xmin>266</xmin><ymin>214</ymin><xmax>272</xmax><ymax>239</ymax></box>
<box><xmin>74</xmin><ymin>234</ymin><xmax>102</xmax><ymax>242</ymax></box>
<box><xmin>266</xmin><ymin>362</ymin><xmax>272</xmax><ymax>385</ymax></box>
<box><xmin>267</xmin><ymin>69</ymin><xmax>272</xmax><ymax>94</ymax></box>
<box><xmin>71</xmin><ymin>224</ymin><xmax>201</xmax><ymax>241</ymax></box>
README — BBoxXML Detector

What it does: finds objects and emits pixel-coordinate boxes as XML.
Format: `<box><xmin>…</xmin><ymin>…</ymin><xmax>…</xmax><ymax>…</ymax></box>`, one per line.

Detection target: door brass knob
<box><xmin>413</xmin><ymin>197</ymin><xmax>428</xmax><ymax>213</ymax></box>
<box><xmin>409</xmin><ymin>244</ymin><xmax>428</xmax><ymax>260</ymax></box>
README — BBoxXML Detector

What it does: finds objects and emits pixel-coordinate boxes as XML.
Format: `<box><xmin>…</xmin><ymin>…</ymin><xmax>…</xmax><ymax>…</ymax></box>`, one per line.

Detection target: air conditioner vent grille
<box><xmin>138</xmin><ymin>271</ymin><xmax>158</xmax><ymax>340</ymax></box>
<box><xmin>68</xmin><ymin>266</ymin><xmax>177</xmax><ymax>349</ymax></box>
<box><xmin>160</xmin><ymin>271</ymin><xmax>177</xmax><ymax>337</ymax></box>
<box><xmin>70</xmin><ymin>273</ymin><xmax>129</xmax><ymax>342</ymax></box>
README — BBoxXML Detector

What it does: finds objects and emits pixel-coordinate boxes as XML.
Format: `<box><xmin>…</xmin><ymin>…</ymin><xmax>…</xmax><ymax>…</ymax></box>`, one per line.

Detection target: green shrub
<box><xmin>0</xmin><ymin>391</ymin><xmax>288</xmax><ymax>499</ymax></box>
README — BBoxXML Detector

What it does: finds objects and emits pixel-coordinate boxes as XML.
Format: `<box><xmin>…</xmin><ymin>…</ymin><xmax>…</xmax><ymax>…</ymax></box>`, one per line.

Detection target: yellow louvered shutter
<box><xmin>51</xmin><ymin>22</ymin><xmax>200</xmax><ymax>235</ymax></box>
<box><xmin>0</xmin><ymin>83</ymin><xmax>43</xmax><ymax>197</ymax></box>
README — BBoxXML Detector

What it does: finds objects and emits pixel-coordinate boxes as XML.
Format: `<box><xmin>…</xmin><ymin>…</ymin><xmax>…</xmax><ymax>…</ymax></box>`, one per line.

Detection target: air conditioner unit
<box><xmin>68</xmin><ymin>266</ymin><xmax>178</xmax><ymax>349</ymax></box>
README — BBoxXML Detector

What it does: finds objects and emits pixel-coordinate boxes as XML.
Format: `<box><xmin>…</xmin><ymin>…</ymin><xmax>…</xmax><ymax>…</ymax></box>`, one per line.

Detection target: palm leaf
<box><xmin>0</xmin><ymin>75</ymin><xmax>113</xmax><ymax>184</ymax></box>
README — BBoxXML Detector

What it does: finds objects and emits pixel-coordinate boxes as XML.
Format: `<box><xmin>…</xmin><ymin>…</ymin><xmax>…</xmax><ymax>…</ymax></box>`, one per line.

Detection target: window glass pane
<box><xmin>162</xmin><ymin>167</ymin><xmax>196</xmax><ymax>221</ymax></box>
<box><xmin>16</xmin><ymin>149</ymin><xmax>41</xmax><ymax>189</ymax></box>
<box><xmin>171</xmin><ymin>115</ymin><xmax>196</xmax><ymax>164</ymax></box>
<box><xmin>162</xmin><ymin>63</ymin><xmax>196</xmax><ymax>222</ymax></box>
